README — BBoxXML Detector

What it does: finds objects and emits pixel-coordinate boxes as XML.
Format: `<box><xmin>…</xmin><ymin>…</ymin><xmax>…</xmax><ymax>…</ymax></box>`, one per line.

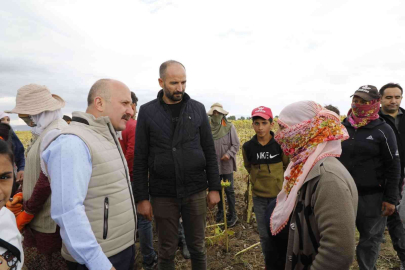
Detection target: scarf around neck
<box><xmin>271</xmin><ymin>101</ymin><xmax>349</xmax><ymax>235</ymax></box>
<box><xmin>210</xmin><ymin>115</ymin><xmax>232</xmax><ymax>140</ymax></box>
<box><xmin>347</xmin><ymin>99</ymin><xmax>380</xmax><ymax>129</ymax></box>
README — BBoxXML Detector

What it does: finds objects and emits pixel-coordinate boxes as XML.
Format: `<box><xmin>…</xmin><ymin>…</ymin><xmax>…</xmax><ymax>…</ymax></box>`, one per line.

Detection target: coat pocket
<box><xmin>103</xmin><ymin>197</ymin><xmax>109</xmax><ymax>240</ymax></box>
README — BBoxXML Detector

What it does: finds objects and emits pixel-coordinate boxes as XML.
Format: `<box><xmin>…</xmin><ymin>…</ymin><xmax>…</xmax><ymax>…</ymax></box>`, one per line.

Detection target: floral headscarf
<box><xmin>271</xmin><ymin>101</ymin><xmax>349</xmax><ymax>235</ymax></box>
<box><xmin>347</xmin><ymin>98</ymin><xmax>380</xmax><ymax>129</ymax></box>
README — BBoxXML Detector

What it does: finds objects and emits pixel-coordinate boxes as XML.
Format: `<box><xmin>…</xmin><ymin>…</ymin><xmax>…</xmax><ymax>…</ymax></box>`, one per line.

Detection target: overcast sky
<box><xmin>1</xmin><ymin>0</ymin><xmax>405</xmax><ymax>126</ymax></box>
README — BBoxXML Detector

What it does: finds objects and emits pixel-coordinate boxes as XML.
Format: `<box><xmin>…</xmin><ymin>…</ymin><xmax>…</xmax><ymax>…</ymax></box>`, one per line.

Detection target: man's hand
<box><xmin>111</xmin><ymin>267</ymin><xmax>116</xmax><ymax>270</ymax></box>
<box><xmin>16</xmin><ymin>170</ymin><xmax>24</xmax><ymax>183</ymax></box>
<box><xmin>220</xmin><ymin>154</ymin><xmax>230</xmax><ymax>161</ymax></box>
<box><xmin>207</xmin><ymin>191</ymin><xmax>220</xmax><ymax>209</ymax></box>
<box><xmin>137</xmin><ymin>200</ymin><xmax>153</xmax><ymax>221</ymax></box>
<box><xmin>382</xmin><ymin>201</ymin><xmax>395</xmax><ymax>216</ymax></box>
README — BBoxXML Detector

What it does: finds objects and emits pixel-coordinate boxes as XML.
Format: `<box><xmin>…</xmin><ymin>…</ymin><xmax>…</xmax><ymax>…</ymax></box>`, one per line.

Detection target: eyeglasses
<box><xmin>19</xmin><ymin>115</ymin><xmax>36</xmax><ymax>127</ymax></box>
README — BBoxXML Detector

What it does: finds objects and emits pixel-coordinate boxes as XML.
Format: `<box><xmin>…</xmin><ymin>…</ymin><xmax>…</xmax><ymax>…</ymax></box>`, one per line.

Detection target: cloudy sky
<box><xmin>1</xmin><ymin>0</ymin><xmax>405</xmax><ymax>126</ymax></box>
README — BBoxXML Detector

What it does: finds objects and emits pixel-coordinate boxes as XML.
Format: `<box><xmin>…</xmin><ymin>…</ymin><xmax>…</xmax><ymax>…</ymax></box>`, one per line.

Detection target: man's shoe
<box><xmin>181</xmin><ymin>242</ymin><xmax>191</xmax><ymax>259</ymax></box>
<box><xmin>227</xmin><ymin>215</ymin><xmax>238</xmax><ymax>227</ymax></box>
<box><xmin>143</xmin><ymin>254</ymin><xmax>158</xmax><ymax>270</ymax></box>
<box><xmin>216</xmin><ymin>211</ymin><xmax>224</xmax><ymax>223</ymax></box>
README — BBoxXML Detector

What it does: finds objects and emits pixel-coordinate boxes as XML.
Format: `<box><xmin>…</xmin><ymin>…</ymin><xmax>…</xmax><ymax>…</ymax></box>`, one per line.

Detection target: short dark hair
<box><xmin>131</xmin><ymin>92</ymin><xmax>138</xmax><ymax>105</ymax></box>
<box><xmin>380</xmin><ymin>83</ymin><xmax>403</xmax><ymax>96</ymax></box>
<box><xmin>324</xmin><ymin>105</ymin><xmax>340</xmax><ymax>116</ymax></box>
<box><xmin>159</xmin><ymin>60</ymin><xmax>185</xmax><ymax>79</ymax></box>
<box><xmin>0</xmin><ymin>139</ymin><xmax>14</xmax><ymax>165</ymax></box>
<box><xmin>252</xmin><ymin>116</ymin><xmax>273</xmax><ymax>123</ymax></box>
<box><xmin>62</xmin><ymin>115</ymin><xmax>72</xmax><ymax>122</ymax></box>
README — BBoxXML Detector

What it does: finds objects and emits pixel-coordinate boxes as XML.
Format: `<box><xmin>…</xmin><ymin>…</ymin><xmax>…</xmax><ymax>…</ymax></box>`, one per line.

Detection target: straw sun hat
<box><xmin>6</xmin><ymin>84</ymin><xmax>65</xmax><ymax>115</ymax></box>
<box><xmin>207</xmin><ymin>103</ymin><xmax>229</xmax><ymax>116</ymax></box>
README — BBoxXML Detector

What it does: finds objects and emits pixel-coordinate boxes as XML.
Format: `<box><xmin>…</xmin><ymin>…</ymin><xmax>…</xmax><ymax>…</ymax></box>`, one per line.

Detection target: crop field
<box><xmin>16</xmin><ymin>120</ymin><xmax>400</xmax><ymax>269</ymax></box>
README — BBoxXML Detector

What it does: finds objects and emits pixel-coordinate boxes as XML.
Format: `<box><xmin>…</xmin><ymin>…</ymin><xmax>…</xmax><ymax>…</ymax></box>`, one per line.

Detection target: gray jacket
<box><xmin>213</xmin><ymin>125</ymin><xmax>240</xmax><ymax>175</ymax></box>
<box><xmin>286</xmin><ymin>157</ymin><xmax>358</xmax><ymax>270</ymax></box>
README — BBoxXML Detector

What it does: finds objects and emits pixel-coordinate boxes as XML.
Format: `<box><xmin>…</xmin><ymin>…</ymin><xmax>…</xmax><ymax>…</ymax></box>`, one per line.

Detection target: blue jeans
<box><xmin>137</xmin><ymin>214</ymin><xmax>157</xmax><ymax>265</ymax></box>
<box><xmin>253</xmin><ymin>196</ymin><xmax>276</xmax><ymax>266</ymax></box>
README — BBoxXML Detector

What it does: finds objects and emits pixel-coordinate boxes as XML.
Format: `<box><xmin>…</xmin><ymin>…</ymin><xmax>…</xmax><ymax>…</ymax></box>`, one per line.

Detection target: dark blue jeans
<box><xmin>66</xmin><ymin>245</ymin><xmax>135</xmax><ymax>270</ymax></box>
<box><xmin>133</xmin><ymin>181</ymin><xmax>157</xmax><ymax>266</ymax></box>
<box><xmin>253</xmin><ymin>196</ymin><xmax>276</xmax><ymax>265</ymax></box>
<box><xmin>137</xmin><ymin>214</ymin><xmax>157</xmax><ymax>265</ymax></box>
<box><xmin>217</xmin><ymin>173</ymin><xmax>236</xmax><ymax>217</ymax></box>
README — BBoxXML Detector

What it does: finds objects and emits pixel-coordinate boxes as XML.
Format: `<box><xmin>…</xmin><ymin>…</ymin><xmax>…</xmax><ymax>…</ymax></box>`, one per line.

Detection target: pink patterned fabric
<box><xmin>270</xmin><ymin>101</ymin><xmax>349</xmax><ymax>235</ymax></box>
<box><xmin>347</xmin><ymin>98</ymin><xmax>380</xmax><ymax>129</ymax></box>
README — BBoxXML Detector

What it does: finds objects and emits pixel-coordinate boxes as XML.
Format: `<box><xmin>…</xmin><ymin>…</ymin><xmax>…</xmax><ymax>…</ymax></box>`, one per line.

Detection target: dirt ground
<box><xmin>134</xmin><ymin>157</ymin><xmax>403</xmax><ymax>270</ymax></box>
<box><xmin>15</xmin><ymin>130</ymin><xmax>404</xmax><ymax>270</ymax></box>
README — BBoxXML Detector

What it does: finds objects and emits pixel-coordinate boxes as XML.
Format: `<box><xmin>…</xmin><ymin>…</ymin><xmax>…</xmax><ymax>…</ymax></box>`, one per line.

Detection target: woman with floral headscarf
<box><xmin>340</xmin><ymin>85</ymin><xmax>401</xmax><ymax>270</ymax></box>
<box><xmin>270</xmin><ymin>101</ymin><xmax>358</xmax><ymax>270</ymax></box>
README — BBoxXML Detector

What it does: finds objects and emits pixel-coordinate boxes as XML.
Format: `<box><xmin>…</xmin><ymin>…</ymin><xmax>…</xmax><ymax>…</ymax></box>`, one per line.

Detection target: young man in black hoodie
<box><xmin>242</xmin><ymin>106</ymin><xmax>288</xmax><ymax>267</ymax></box>
<box><xmin>378</xmin><ymin>82</ymin><xmax>405</xmax><ymax>270</ymax></box>
<box><xmin>340</xmin><ymin>85</ymin><xmax>401</xmax><ymax>270</ymax></box>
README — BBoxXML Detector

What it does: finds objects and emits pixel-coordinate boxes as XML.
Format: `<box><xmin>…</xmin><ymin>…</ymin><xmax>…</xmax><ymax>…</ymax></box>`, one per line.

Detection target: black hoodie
<box><xmin>242</xmin><ymin>131</ymin><xmax>289</xmax><ymax>198</ymax></box>
<box><xmin>340</xmin><ymin>118</ymin><xmax>400</xmax><ymax>204</ymax></box>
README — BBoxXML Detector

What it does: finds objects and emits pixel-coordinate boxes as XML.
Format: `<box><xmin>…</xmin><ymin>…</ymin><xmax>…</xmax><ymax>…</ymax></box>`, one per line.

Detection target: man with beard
<box><xmin>133</xmin><ymin>60</ymin><xmax>220</xmax><ymax>270</ymax></box>
<box><xmin>379</xmin><ymin>83</ymin><xmax>405</xmax><ymax>270</ymax></box>
<box><xmin>42</xmin><ymin>79</ymin><xmax>137</xmax><ymax>270</ymax></box>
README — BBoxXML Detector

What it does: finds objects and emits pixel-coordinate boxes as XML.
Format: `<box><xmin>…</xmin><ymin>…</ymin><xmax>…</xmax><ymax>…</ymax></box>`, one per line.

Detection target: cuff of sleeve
<box><xmin>225</xmin><ymin>151</ymin><xmax>235</xmax><ymax>158</ymax></box>
<box><xmin>85</xmin><ymin>248</ymin><xmax>112</xmax><ymax>270</ymax></box>
<box><xmin>135</xmin><ymin>195</ymin><xmax>150</xmax><ymax>203</ymax></box>
<box><xmin>208</xmin><ymin>184</ymin><xmax>221</xmax><ymax>191</ymax></box>
<box><xmin>383</xmin><ymin>196</ymin><xmax>397</xmax><ymax>206</ymax></box>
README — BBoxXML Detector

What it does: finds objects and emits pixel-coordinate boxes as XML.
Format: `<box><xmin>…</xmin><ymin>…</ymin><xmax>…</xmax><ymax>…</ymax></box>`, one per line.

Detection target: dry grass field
<box><xmin>16</xmin><ymin>120</ymin><xmax>401</xmax><ymax>269</ymax></box>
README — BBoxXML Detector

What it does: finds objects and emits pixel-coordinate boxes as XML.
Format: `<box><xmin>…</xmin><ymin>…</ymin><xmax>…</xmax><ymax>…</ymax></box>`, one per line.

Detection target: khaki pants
<box><xmin>151</xmin><ymin>190</ymin><xmax>207</xmax><ymax>270</ymax></box>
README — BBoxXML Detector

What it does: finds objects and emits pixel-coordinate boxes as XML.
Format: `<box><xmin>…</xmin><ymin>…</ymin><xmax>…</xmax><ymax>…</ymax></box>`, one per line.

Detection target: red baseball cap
<box><xmin>251</xmin><ymin>106</ymin><xmax>273</xmax><ymax>120</ymax></box>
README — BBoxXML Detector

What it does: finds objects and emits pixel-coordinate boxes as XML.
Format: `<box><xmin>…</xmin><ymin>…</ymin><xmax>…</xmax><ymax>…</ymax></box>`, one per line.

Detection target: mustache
<box><xmin>122</xmin><ymin>114</ymin><xmax>130</xmax><ymax>121</ymax></box>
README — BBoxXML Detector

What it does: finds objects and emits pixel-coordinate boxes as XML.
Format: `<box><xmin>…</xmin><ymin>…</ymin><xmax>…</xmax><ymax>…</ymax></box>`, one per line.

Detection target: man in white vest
<box><xmin>42</xmin><ymin>79</ymin><xmax>137</xmax><ymax>270</ymax></box>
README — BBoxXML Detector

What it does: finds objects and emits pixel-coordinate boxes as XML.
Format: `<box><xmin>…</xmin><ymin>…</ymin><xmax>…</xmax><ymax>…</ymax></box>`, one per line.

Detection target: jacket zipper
<box><xmin>103</xmin><ymin>197</ymin><xmax>109</xmax><ymax>239</ymax></box>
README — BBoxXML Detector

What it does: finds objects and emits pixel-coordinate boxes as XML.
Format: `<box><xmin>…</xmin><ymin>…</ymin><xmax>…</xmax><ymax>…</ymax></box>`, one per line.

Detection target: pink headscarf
<box><xmin>271</xmin><ymin>101</ymin><xmax>349</xmax><ymax>235</ymax></box>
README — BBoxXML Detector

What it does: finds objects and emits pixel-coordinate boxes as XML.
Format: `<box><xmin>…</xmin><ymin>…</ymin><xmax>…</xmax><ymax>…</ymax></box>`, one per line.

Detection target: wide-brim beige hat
<box><xmin>6</xmin><ymin>84</ymin><xmax>65</xmax><ymax>115</ymax></box>
<box><xmin>207</xmin><ymin>102</ymin><xmax>229</xmax><ymax>116</ymax></box>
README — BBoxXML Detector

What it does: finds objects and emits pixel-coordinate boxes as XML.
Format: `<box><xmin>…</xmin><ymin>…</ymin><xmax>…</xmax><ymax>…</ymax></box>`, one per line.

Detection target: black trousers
<box><xmin>388</xmin><ymin>210</ymin><xmax>405</xmax><ymax>262</ymax></box>
<box><xmin>66</xmin><ymin>245</ymin><xmax>135</xmax><ymax>270</ymax></box>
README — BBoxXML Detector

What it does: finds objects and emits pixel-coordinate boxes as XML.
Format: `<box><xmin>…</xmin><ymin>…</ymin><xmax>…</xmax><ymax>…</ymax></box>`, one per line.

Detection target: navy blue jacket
<box><xmin>133</xmin><ymin>90</ymin><xmax>220</xmax><ymax>201</ymax></box>
<box><xmin>11</xmin><ymin>130</ymin><xmax>25</xmax><ymax>172</ymax></box>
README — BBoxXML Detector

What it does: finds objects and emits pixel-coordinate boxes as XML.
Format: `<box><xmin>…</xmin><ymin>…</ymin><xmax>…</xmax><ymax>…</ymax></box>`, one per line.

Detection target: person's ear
<box><xmin>94</xmin><ymin>97</ymin><xmax>105</xmax><ymax>112</ymax></box>
<box><xmin>158</xmin><ymin>78</ymin><xmax>164</xmax><ymax>89</ymax></box>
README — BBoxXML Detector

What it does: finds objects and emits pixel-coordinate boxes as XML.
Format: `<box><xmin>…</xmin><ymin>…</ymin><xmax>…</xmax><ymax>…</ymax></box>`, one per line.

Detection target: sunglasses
<box><xmin>18</xmin><ymin>114</ymin><xmax>36</xmax><ymax>127</ymax></box>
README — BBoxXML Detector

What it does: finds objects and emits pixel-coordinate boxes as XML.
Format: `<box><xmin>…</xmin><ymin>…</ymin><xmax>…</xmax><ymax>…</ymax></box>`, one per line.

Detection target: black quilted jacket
<box><xmin>133</xmin><ymin>90</ymin><xmax>221</xmax><ymax>201</ymax></box>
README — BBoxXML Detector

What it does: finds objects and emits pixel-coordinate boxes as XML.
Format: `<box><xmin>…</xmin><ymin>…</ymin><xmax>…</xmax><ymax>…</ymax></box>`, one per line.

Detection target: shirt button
<box><xmin>172</xmin><ymin>147</ymin><xmax>176</xmax><ymax>152</ymax></box>
<box><xmin>290</xmin><ymin>223</ymin><xmax>296</xmax><ymax>230</ymax></box>
<box><xmin>288</xmin><ymin>255</ymin><xmax>293</xmax><ymax>261</ymax></box>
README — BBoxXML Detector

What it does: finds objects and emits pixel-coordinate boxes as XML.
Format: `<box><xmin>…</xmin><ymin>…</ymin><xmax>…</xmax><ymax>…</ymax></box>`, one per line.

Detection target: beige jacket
<box><xmin>50</xmin><ymin>112</ymin><xmax>137</xmax><ymax>262</ymax></box>
<box><xmin>23</xmin><ymin>118</ymin><xmax>67</xmax><ymax>233</ymax></box>
<box><xmin>285</xmin><ymin>157</ymin><xmax>358</xmax><ymax>270</ymax></box>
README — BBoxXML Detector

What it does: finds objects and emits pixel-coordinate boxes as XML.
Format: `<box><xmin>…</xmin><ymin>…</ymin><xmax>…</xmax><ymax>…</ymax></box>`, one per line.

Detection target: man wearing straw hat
<box><xmin>207</xmin><ymin>103</ymin><xmax>240</xmax><ymax>227</ymax></box>
<box><xmin>5</xmin><ymin>84</ymin><xmax>68</xmax><ymax>269</ymax></box>
<box><xmin>42</xmin><ymin>79</ymin><xmax>136</xmax><ymax>270</ymax></box>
